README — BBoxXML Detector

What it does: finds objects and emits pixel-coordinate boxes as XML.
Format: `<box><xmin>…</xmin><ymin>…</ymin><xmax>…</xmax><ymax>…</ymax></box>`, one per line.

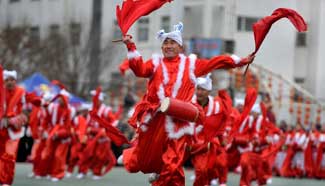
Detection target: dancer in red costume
<box><xmin>315</xmin><ymin>124</ymin><xmax>325</xmax><ymax>178</ymax></box>
<box><xmin>281</xmin><ymin>123</ymin><xmax>307</xmax><ymax>178</ymax></box>
<box><xmin>304</xmin><ymin>123</ymin><xmax>321</xmax><ymax>178</ymax></box>
<box><xmin>190</xmin><ymin>75</ymin><xmax>231</xmax><ymax>186</ymax></box>
<box><xmin>66</xmin><ymin>104</ymin><xmax>89</xmax><ymax>178</ymax></box>
<box><xmin>121</xmin><ymin>22</ymin><xmax>254</xmax><ymax>186</ymax></box>
<box><xmin>28</xmin><ymin>93</ymin><xmax>53</xmax><ymax>179</ymax></box>
<box><xmin>0</xmin><ymin>70</ymin><xmax>28</xmax><ymax>186</ymax></box>
<box><xmin>238</xmin><ymin>104</ymin><xmax>277</xmax><ymax>186</ymax></box>
<box><xmin>41</xmin><ymin>90</ymin><xmax>75</xmax><ymax>182</ymax></box>
<box><xmin>77</xmin><ymin>90</ymin><xmax>118</xmax><ymax>180</ymax></box>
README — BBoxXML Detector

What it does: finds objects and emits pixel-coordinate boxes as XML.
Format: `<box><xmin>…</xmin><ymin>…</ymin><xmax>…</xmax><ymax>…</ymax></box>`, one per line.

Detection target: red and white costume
<box><xmin>29</xmin><ymin>104</ymin><xmax>49</xmax><ymax>178</ymax></box>
<box><xmin>77</xmin><ymin>103</ymin><xmax>117</xmax><ymax>178</ymax></box>
<box><xmin>41</xmin><ymin>94</ymin><xmax>75</xmax><ymax>181</ymax></box>
<box><xmin>315</xmin><ymin>131</ymin><xmax>325</xmax><ymax>178</ymax></box>
<box><xmin>190</xmin><ymin>89</ymin><xmax>231</xmax><ymax>186</ymax></box>
<box><xmin>121</xmin><ymin>23</ymin><xmax>249</xmax><ymax>185</ymax></box>
<box><xmin>66</xmin><ymin>113</ymin><xmax>87</xmax><ymax>175</ymax></box>
<box><xmin>0</xmin><ymin>70</ymin><xmax>28</xmax><ymax>185</ymax></box>
<box><xmin>281</xmin><ymin>128</ymin><xmax>307</xmax><ymax>177</ymax></box>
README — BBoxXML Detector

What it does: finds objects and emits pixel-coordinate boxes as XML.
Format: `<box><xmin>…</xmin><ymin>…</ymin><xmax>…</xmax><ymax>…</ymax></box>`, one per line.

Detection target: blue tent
<box><xmin>19</xmin><ymin>73</ymin><xmax>85</xmax><ymax>105</ymax></box>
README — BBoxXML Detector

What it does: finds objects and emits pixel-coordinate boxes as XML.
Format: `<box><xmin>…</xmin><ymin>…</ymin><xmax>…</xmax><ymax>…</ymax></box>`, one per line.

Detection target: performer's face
<box><xmin>5</xmin><ymin>77</ymin><xmax>16</xmax><ymax>90</ymax></box>
<box><xmin>196</xmin><ymin>87</ymin><xmax>210</xmax><ymax>104</ymax></box>
<box><xmin>161</xmin><ymin>38</ymin><xmax>183</xmax><ymax>59</ymax></box>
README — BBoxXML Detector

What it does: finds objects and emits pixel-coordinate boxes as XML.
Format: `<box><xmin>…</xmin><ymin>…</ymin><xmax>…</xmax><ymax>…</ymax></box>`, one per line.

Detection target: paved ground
<box><xmin>13</xmin><ymin>163</ymin><xmax>324</xmax><ymax>186</ymax></box>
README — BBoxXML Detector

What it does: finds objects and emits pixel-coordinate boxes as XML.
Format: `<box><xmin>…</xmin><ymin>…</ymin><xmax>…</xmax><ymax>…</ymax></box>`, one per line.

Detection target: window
<box><xmin>49</xmin><ymin>24</ymin><xmax>60</xmax><ymax>36</ymax></box>
<box><xmin>223</xmin><ymin>40</ymin><xmax>235</xmax><ymax>53</ymax></box>
<box><xmin>161</xmin><ymin>16</ymin><xmax>170</xmax><ymax>32</ymax></box>
<box><xmin>294</xmin><ymin>77</ymin><xmax>305</xmax><ymax>84</ymax></box>
<box><xmin>70</xmin><ymin>22</ymin><xmax>81</xmax><ymax>45</ymax></box>
<box><xmin>296</xmin><ymin>32</ymin><xmax>307</xmax><ymax>47</ymax></box>
<box><xmin>237</xmin><ymin>16</ymin><xmax>260</xmax><ymax>32</ymax></box>
<box><xmin>10</xmin><ymin>0</ymin><xmax>20</xmax><ymax>3</ymax></box>
<box><xmin>113</xmin><ymin>20</ymin><xmax>122</xmax><ymax>39</ymax></box>
<box><xmin>137</xmin><ymin>18</ymin><xmax>149</xmax><ymax>42</ymax></box>
<box><xmin>29</xmin><ymin>26</ymin><xmax>40</xmax><ymax>45</ymax></box>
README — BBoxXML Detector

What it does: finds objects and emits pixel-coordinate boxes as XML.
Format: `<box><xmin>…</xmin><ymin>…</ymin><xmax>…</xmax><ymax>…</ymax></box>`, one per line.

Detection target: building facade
<box><xmin>0</xmin><ymin>0</ymin><xmax>324</xmax><ymax>103</ymax></box>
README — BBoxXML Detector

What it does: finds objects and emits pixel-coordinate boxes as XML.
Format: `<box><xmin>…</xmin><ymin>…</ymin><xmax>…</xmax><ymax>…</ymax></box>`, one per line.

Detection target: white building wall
<box><xmin>234</xmin><ymin>0</ymin><xmax>299</xmax><ymax>81</ymax></box>
<box><xmin>307</xmin><ymin>0</ymin><xmax>325</xmax><ymax>102</ymax></box>
<box><xmin>1</xmin><ymin>0</ymin><xmax>324</xmax><ymax>102</ymax></box>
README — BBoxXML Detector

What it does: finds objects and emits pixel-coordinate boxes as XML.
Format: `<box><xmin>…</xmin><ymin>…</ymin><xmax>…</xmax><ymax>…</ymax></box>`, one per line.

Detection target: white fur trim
<box><xmin>165</xmin><ymin>116</ymin><xmax>196</xmax><ymax>139</ymax></box>
<box><xmin>156</xmin><ymin>53</ymin><xmax>187</xmax><ymax>100</ymax></box>
<box><xmin>8</xmin><ymin>127</ymin><xmax>25</xmax><ymax>140</ymax></box>
<box><xmin>171</xmin><ymin>54</ymin><xmax>186</xmax><ymax>98</ymax></box>
<box><xmin>157</xmin><ymin>84</ymin><xmax>165</xmax><ymax>101</ymax></box>
<box><xmin>196</xmin><ymin>125</ymin><xmax>204</xmax><ymax>134</ymax></box>
<box><xmin>152</xmin><ymin>54</ymin><xmax>161</xmax><ymax>72</ymax></box>
<box><xmin>239</xmin><ymin>116</ymin><xmax>248</xmax><ymax>133</ymax></box>
<box><xmin>206</xmin><ymin>96</ymin><xmax>214</xmax><ymax>116</ymax></box>
<box><xmin>214</xmin><ymin>101</ymin><xmax>220</xmax><ymax>114</ymax></box>
<box><xmin>143</xmin><ymin>113</ymin><xmax>152</xmax><ymax>124</ymax></box>
<box><xmin>51</xmin><ymin>104</ymin><xmax>58</xmax><ymax>125</ymax></box>
<box><xmin>230</xmin><ymin>54</ymin><xmax>241</xmax><ymax>64</ymax></box>
<box><xmin>255</xmin><ymin>115</ymin><xmax>263</xmax><ymax>131</ymax></box>
<box><xmin>70</xmin><ymin>106</ymin><xmax>76</xmax><ymax>119</ymax></box>
<box><xmin>188</xmin><ymin>54</ymin><xmax>197</xmax><ymax>84</ymax></box>
<box><xmin>127</xmin><ymin>50</ymin><xmax>141</xmax><ymax>60</ymax></box>
<box><xmin>161</xmin><ymin>61</ymin><xmax>169</xmax><ymax>85</ymax></box>
<box><xmin>248</xmin><ymin>115</ymin><xmax>254</xmax><ymax>129</ymax></box>
<box><xmin>294</xmin><ymin>132</ymin><xmax>307</xmax><ymax>147</ymax></box>
<box><xmin>191</xmin><ymin>95</ymin><xmax>197</xmax><ymax>103</ymax></box>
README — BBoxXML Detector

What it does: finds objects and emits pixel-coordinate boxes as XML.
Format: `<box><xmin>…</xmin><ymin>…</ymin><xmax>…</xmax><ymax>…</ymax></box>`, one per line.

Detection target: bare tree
<box><xmin>0</xmin><ymin>22</ymin><xmax>123</xmax><ymax>98</ymax></box>
<box><xmin>88</xmin><ymin>0</ymin><xmax>103</xmax><ymax>90</ymax></box>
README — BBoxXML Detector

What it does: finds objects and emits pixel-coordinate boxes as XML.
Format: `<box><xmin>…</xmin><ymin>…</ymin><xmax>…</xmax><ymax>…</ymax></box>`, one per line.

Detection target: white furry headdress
<box><xmin>197</xmin><ymin>73</ymin><xmax>212</xmax><ymax>91</ymax></box>
<box><xmin>3</xmin><ymin>70</ymin><xmax>17</xmax><ymax>80</ymax></box>
<box><xmin>156</xmin><ymin>22</ymin><xmax>183</xmax><ymax>46</ymax></box>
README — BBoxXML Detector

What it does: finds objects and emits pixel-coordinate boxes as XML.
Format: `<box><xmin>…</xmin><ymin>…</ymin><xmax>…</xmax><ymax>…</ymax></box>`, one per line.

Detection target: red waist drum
<box><xmin>160</xmin><ymin>97</ymin><xmax>199</xmax><ymax>122</ymax></box>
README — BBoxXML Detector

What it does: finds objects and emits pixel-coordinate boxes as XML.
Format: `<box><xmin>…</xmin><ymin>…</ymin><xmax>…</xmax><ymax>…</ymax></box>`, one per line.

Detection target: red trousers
<box><xmin>67</xmin><ymin>142</ymin><xmax>83</xmax><ymax>173</ymax></box>
<box><xmin>122</xmin><ymin>146</ymin><xmax>140</xmax><ymax>173</ymax></box>
<box><xmin>215</xmin><ymin>148</ymin><xmax>228</xmax><ymax>184</ymax></box>
<box><xmin>152</xmin><ymin>137</ymin><xmax>189</xmax><ymax>186</ymax></box>
<box><xmin>315</xmin><ymin>144</ymin><xmax>325</xmax><ymax>178</ymax></box>
<box><xmin>192</xmin><ymin>146</ymin><xmax>217</xmax><ymax>186</ymax></box>
<box><xmin>0</xmin><ymin>130</ymin><xmax>20</xmax><ymax>185</ymax></box>
<box><xmin>239</xmin><ymin>152</ymin><xmax>267</xmax><ymax>186</ymax></box>
<box><xmin>280</xmin><ymin>147</ymin><xmax>295</xmax><ymax>177</ymax></box>
<box><xmin>30</xmin><ymin>139</ymin><xmax>48</xmax><ymax>176</ymax></box>
<box><xmin>79</xmin><ymin>139</ymin><xmax>116</xmax><ymax>176</ymax></box>
<box><xmin>42</xmin><ymin>139</ymin><xmax>70</xmax><ymax>179</ymax></box>
<box><xmin>227</xmin><ymin>145</ymin><xmax>241</xmax><ymax>171</ymax></box>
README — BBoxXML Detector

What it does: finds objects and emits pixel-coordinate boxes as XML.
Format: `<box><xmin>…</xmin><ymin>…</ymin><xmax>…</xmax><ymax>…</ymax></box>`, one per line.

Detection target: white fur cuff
<box><xmin>127</xmin><ymin>50</ymin><xmax>141</xmax><ymax>60</ymax></box>
<box><xmin>231</xmin><ymin>54</ymin><xmax>241</xmax><ymax>64</ymax></box>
